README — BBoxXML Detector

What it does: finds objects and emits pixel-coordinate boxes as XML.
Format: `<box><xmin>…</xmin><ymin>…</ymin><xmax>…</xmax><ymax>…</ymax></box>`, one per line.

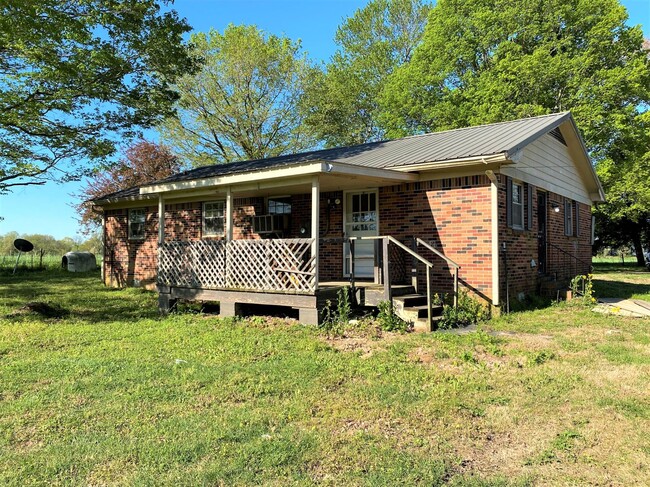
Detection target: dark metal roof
<box><xmin>94</xmin><ymin>185</ymin><xmax>149</xmax><ymax>203</ymax></box>
<box><xmin>95</xmin><ymin>112</ymin><xmax>571</xmax><ymax>202</ymax></box>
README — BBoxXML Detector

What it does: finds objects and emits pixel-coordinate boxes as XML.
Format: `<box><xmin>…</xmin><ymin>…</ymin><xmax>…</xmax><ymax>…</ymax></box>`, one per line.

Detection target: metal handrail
<box><xmin>416</xmin><ymin>238</ymin><xmax>460</xmax><ymax>308</ymax></box>
<box><xmin>349</xmin><ymin>235</ymin><xmax>435</xmax><ymax>331</ymax></box>
<box><xmin>546</xmin><ymin>241</ymin><xmax>592</xmax><ymax>271</ymax></box>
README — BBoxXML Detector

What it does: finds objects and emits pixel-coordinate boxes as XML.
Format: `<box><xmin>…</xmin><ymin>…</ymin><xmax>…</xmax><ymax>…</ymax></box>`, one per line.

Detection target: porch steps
<box><xmin>538</xmin><ymin>274</ymin><xmax>570</xmax><ymax>300</ymax></box>
<box><xmin>362</xmin><ymin>285</ymin><xmax>444</xmax><ymax>331</ymax></box>
<box><xmin>392</xmin><ymin>293</ymin><xmax>444</xmax><ymax>332</ymax></box>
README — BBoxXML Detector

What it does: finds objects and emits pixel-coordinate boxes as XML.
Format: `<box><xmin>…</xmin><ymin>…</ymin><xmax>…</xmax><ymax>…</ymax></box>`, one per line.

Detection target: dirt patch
<box><xmin>324</xmin><ymin>330</ymin><xmax>406</xmax><ymax>358</ymax></box>
<box><xmin>9</xmin><ymin>301</ymin><xmax>69</xmax><ymax>319</ymax></box>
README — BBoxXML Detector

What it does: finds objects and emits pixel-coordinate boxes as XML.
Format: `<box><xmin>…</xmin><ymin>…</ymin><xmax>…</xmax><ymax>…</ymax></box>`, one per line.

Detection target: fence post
<box><xmin>453</xmin><ymin>268</ymin><xmax>459</xmax><ymax>308</ymax></box>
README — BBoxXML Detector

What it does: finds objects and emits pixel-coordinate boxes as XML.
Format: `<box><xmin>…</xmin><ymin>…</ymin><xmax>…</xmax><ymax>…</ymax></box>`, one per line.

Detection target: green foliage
<box><xmin>74</xmin><ymin>140</ymin><xmax>183</xmax><ymax>233</ymax></box>
<box><xmin>321</xmin><ymin>287</ymin><xmax>352</xmax><ymax>336</ymax></box>
<box><xmin>439</xmin><ymin>291</ymin><xmax>489</xmax><ymax>329</ymax></box>
<box><xmin>381</xmin><ymin>0</ymin><xmax>649</xmax><ymax>145</ymax></box>
<box><xmin>380</xmin><ymin>0</ymin><xmax>650</xmax><ymax>259</ymax></box>
<box><xmin>301</xmin><ymin>0</ymin><xmax>431</xmax><ymax>147</ymax></box>
<box><xmin>161</xmin><ymin>25</ymin><xmax>320</xmax><ymax>167</ymax></box>
<box><xmin>0</xmin><ymin>0</ymin><xmax>196</xmax><ymax>193</ymax></box>
<box><xmin>377</xmin><ymin>300</ymin><xmax>410</xmax><ymax>332</ymax></box>
<box><xmin>570</xmin><ymin>273</ymin><xmax>596</xmax><ymax>304</ymax></box>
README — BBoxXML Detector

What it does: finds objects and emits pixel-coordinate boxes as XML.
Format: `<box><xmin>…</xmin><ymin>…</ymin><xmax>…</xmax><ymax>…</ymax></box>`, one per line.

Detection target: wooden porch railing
<box><xmin>415</xmin><ymin>238</ymin><xmax>461</xmax><ymax>307</ymax></box>
<box><xmin>350</xmin><ymin>236</ymin><xmax>436</xmax><ymax>331</ymax></box>
<box><xmin>158</xmin><ymin>238</ymin><xmax>317</xmax><ymax>294</ymax></box>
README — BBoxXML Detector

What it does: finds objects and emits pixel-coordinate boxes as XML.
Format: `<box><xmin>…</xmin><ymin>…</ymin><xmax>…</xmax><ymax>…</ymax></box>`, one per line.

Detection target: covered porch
<box><xmin>147</xmin><ymin>161</ymin><xmax>418</xmax><ymax>324</ymax></box>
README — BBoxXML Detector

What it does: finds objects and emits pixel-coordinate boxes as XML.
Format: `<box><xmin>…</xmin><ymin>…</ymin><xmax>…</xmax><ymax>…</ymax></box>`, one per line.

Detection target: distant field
<box><xmin>0</xmin><ymin>268</ymin><xmax>648</xmax><ymax>485</ymax></box>
<box><xmin>0</xmin><ymin>254</ymin><xmax>62</xmax><ymax>271</ymax></box>
<box><xmin>0</xmin><ymin>254</ymin><xmax>102</xmax><ymax>272</ymax></box>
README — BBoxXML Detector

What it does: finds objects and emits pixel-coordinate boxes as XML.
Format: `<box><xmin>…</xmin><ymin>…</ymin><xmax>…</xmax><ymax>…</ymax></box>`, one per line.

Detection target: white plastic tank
<box><xmin>62</xmin><ymin>252</ymin><xmax>97</xmax><ymax>272</ymax></box>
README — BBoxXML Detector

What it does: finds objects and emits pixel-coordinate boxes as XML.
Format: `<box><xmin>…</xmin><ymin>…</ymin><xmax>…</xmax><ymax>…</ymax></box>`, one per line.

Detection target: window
<box><xmin>348</xmin><ymin>192</ymin><xmax>377</xmax><ymax>232</ymax></box>
<box><xmin>510</xmin><ymin>181</ymin><xmax>524</xmax><ymax>229</ymax></box>
<box><xmin>128</xmin><ymin>208</ymin><xmax>146</xmax><ymax>240</ymax></box>
<box><xmin>564</xmin><ymin>199</ymin><xmax>574</xmax><ymax>236</ymax></box>
<box><xmin>203</xmin><ymin>201</ymin><xmax>225</xmax><ymax>236</ymax></box>
<box><xmin>268</xmin><ymin>197</ymin><xmax>291</xmax><ymax>215</ymax></box>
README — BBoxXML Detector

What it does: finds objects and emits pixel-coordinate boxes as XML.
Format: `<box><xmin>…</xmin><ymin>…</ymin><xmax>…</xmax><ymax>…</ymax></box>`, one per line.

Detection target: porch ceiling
<box><xmin>145</xmin><ymin>161</ymin><xmax>418</xmax><ymax>201</ymax></box>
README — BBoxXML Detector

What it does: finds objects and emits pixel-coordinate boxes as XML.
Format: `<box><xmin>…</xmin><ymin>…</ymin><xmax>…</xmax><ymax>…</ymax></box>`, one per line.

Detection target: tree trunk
<box><xmin>632</xmin><ymin>231</ymin><xmax>645</xmax><ymax>266</ymax></box>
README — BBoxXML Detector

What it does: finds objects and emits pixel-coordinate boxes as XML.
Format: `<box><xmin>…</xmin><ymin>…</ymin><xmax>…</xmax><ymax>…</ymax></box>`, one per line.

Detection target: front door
<box><xmin>344</xmin><ymin>190</ymin><xmax>378</xmax><ymax>279</ymax></box>
<box><xmin>537</xmin><ymin>192</ymin><xmax>547</xmax><ymax>273</ymax></box>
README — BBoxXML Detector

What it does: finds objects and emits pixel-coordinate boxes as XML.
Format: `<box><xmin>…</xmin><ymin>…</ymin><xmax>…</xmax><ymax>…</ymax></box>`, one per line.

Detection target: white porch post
<box><xmin>311</xmin><ymin>176</ymin><xmax>320</xmax><ymax>290</ymax></box>
<box><xmin>158</xmin><ymin>195</ymin><xmax>165</xmax><ymax>245</ymax></box>
<box><xmin>486</xmin><ymin>170</ymin><xmax>500</xmax><ymax>307</ymax></box>
<box><xmin>226</xmin><ymin>186</ymin><xmax>233</xmax><ymax>241</ymax></box>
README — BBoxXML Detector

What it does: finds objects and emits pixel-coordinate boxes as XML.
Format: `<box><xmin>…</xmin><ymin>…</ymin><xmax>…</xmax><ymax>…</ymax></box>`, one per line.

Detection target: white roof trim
<box><xmin>139</xmin><ymin>161</ymin><xmax>416</xmax><ymax>196</ymax></box>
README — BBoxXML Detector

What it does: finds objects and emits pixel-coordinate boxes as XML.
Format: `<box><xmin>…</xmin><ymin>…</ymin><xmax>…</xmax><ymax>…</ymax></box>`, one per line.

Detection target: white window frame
<box><xmin>267</xmin><ymin>196</ymin><xmax>292</xmax><ymax>215</ymax></box>
<box><xmin>128</xmin><ymin>208</ymin><xmax>146</xmax><ymax>240</ymax></box>
<box><xmin>510</xmin><ymin>181</ymin><xmax>524</xmax><ymax>230</ymax></box>
<box><xmin>564</xmin><ymin>199</ymin><xmax>574</xmax><ymax>237</ymax></box>
<box><xmin>202</xmin><ymin>201</ymin><xmax>225</xmax><ymax>237</ymax></box>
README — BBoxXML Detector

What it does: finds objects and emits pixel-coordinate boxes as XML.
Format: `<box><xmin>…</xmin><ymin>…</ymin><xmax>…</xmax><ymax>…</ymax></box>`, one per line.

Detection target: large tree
<box><xmin>0</xmin><ymin>0</ymin><xmax>196</xmax><ymax>193</ymax></box>
<box><xmin>380</xmin><ymin>0</ymin><xmax>650</xmax><ymax>263</ymax></box>
<box><xmin>161</xmin><ymin>25</ymin><xmax>319</xmax><ymax>166</ymax></box>
<box><xmin>74</xmin><ymin>140</ymin><xmax>183</xmax><ymax>233</ymax></box>
<box><xmin>301</xmin><ymin>0</ymin><xmax>431</xmax><ymax>147</ymax></box>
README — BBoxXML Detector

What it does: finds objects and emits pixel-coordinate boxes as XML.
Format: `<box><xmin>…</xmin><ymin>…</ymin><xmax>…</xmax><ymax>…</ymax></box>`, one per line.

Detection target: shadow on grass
<box><xmin>592</xmin><ymin>263</ymin><xmax>650</xmax><ymax>300</ymax></box>
<box><xmin>1</xmin><ymin>269</ymin><xmax>161</xmax><ymax>324</ymax></box>
<box><xmin>592</xmin><ymin>279</ymin><xmax>650</xmax><ymax>300</ymax></box>
<box><xmin>593</xmin><ymin>262</ymin><xmax>649</xmax><ymax>274</ymax></box>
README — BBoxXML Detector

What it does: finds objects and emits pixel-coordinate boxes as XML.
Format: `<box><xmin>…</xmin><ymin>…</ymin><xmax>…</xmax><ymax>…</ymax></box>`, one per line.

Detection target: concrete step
<box><xmin>401</xmin><ymin>304</ymin><xmax>444</xmax><ymax>321</ymax></box>
<box><xmin>364</xmin><ymin>284</ymin><xmax>415</xmax><ymax>306</ymax></box>
<box><xmin>412</xmin><ymin>315</ymin><xmax>445</xmax><ymax>333</ymax></box>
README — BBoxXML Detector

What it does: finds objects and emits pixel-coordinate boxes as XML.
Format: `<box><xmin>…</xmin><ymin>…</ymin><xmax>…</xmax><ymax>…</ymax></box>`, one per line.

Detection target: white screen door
<box><xmin>344</xmin><ymin>190</ymin><xmax>378</xmax><ymax>278</ymax></box>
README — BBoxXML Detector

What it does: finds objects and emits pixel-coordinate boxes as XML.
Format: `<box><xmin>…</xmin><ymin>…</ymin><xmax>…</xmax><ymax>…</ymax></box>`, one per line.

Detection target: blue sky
<box><xmin>1</xmin><ymin>0</ymin><xmax>648</xmax><ymax>240</ymax></box>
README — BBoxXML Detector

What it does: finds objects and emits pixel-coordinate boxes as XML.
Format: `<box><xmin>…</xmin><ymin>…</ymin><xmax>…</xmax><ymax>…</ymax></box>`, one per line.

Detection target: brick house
<box><xmin>94</xmin><ymin>112</ymin><xmax>604</xmax><ymax>329</ymax></box>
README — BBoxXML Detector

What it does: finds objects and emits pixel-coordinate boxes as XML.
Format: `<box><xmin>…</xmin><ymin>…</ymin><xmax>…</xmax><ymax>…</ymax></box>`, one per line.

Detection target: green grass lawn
<box><xmin>1</xmin><ymin>268</ymin><xmax>649</xmax><ymax>485</ymax></box>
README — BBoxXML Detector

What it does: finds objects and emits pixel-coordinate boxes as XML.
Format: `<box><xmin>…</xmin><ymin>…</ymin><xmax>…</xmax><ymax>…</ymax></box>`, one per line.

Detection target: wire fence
<box><xmin>0</xmin><ymin>252</ymin><xmax>103</xmax><ymax>272</ymax></box>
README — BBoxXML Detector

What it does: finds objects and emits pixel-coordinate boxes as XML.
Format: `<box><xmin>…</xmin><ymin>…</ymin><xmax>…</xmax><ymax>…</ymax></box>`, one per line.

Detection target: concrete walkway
<box><xmin>593</xmin><ymin>298</ymin><xmax>650</xmax><ymax>318</ymax></box>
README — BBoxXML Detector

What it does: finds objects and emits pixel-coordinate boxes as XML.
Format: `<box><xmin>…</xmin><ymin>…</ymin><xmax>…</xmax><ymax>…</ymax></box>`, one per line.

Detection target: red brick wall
<box><xmin>379</xmin><ymin>176</ymin><xmax>493</xmax><ymax>302</ymax></box>
<box><xmin>103</xmin><ymin>194</ymin><xmax>345</xmax><ymax>288</ymax></box>
<box><xmin>290</xmin><ymin>191</ymin><xmax>344</xmax><ymax>281</ymax></box>
<box><xmin>498</xmin><ymin>175</ymin><xmax>593</xmax><ymax>299</ymax></box>
<box><xmin>103</xmin><ymin>176</ymin><xmax>593</xmax><ymax>305</ymax></box>
<box><xmin>104</xmin><ymin>206</ymin><xmax>159</xmax><ymax>289</ymax></box>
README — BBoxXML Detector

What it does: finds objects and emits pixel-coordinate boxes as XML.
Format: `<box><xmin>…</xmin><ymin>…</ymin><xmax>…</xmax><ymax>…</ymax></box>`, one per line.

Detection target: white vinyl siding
<box><xmin>501</xmin><ymin>134</ymin><xmax>591</xmax><ymax>205</ymax></box>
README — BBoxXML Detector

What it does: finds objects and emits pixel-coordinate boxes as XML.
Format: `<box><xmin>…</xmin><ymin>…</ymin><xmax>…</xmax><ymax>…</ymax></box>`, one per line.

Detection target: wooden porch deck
<box><xmin>158</xmin><ymin>280</ymin><xmax>416</xmax><ymax>325</ymax></box>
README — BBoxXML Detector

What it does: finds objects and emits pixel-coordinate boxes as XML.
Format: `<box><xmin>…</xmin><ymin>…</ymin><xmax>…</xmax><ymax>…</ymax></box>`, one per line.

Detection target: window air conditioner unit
<box><xmin>252</xmin><ymin>214</ymin><xmax>289</xmax><ymax>234</ymax></box>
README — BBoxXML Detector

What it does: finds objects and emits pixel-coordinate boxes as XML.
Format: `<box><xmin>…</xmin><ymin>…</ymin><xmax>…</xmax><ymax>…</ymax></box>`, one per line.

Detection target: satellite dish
<box><xmin>14</xmin><ymin>238</ymin><xmax>34</xmax><ymax>253</ymax></box>
<box><xmin>12</xmin><ymin>238</ymin><xmax>34</xmax><ymax>274</ymax></box>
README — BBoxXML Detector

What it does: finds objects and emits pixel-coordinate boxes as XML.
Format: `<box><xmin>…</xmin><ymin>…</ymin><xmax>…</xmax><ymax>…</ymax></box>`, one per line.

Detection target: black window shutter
<box><xmin>506</xmin><ymin>177</ymin><xmax>513</xmax><ymax>228</ymax></box>
<box><xmin>526</xmin><ymin>184</ymin><xmax>534</xmax><ymax>230</ymax></box>
<box><xmin>575</xmin><ymin>201</ymin><xmax>580</xmax><ymax>236</ymax></box>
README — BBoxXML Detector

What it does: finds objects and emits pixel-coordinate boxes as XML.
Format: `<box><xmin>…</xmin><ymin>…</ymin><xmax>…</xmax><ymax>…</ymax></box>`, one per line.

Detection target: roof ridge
<box><xmin>395</xmin><ymin>111</ymin><xmax>570</xmax><ymax>141</ymax></box>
